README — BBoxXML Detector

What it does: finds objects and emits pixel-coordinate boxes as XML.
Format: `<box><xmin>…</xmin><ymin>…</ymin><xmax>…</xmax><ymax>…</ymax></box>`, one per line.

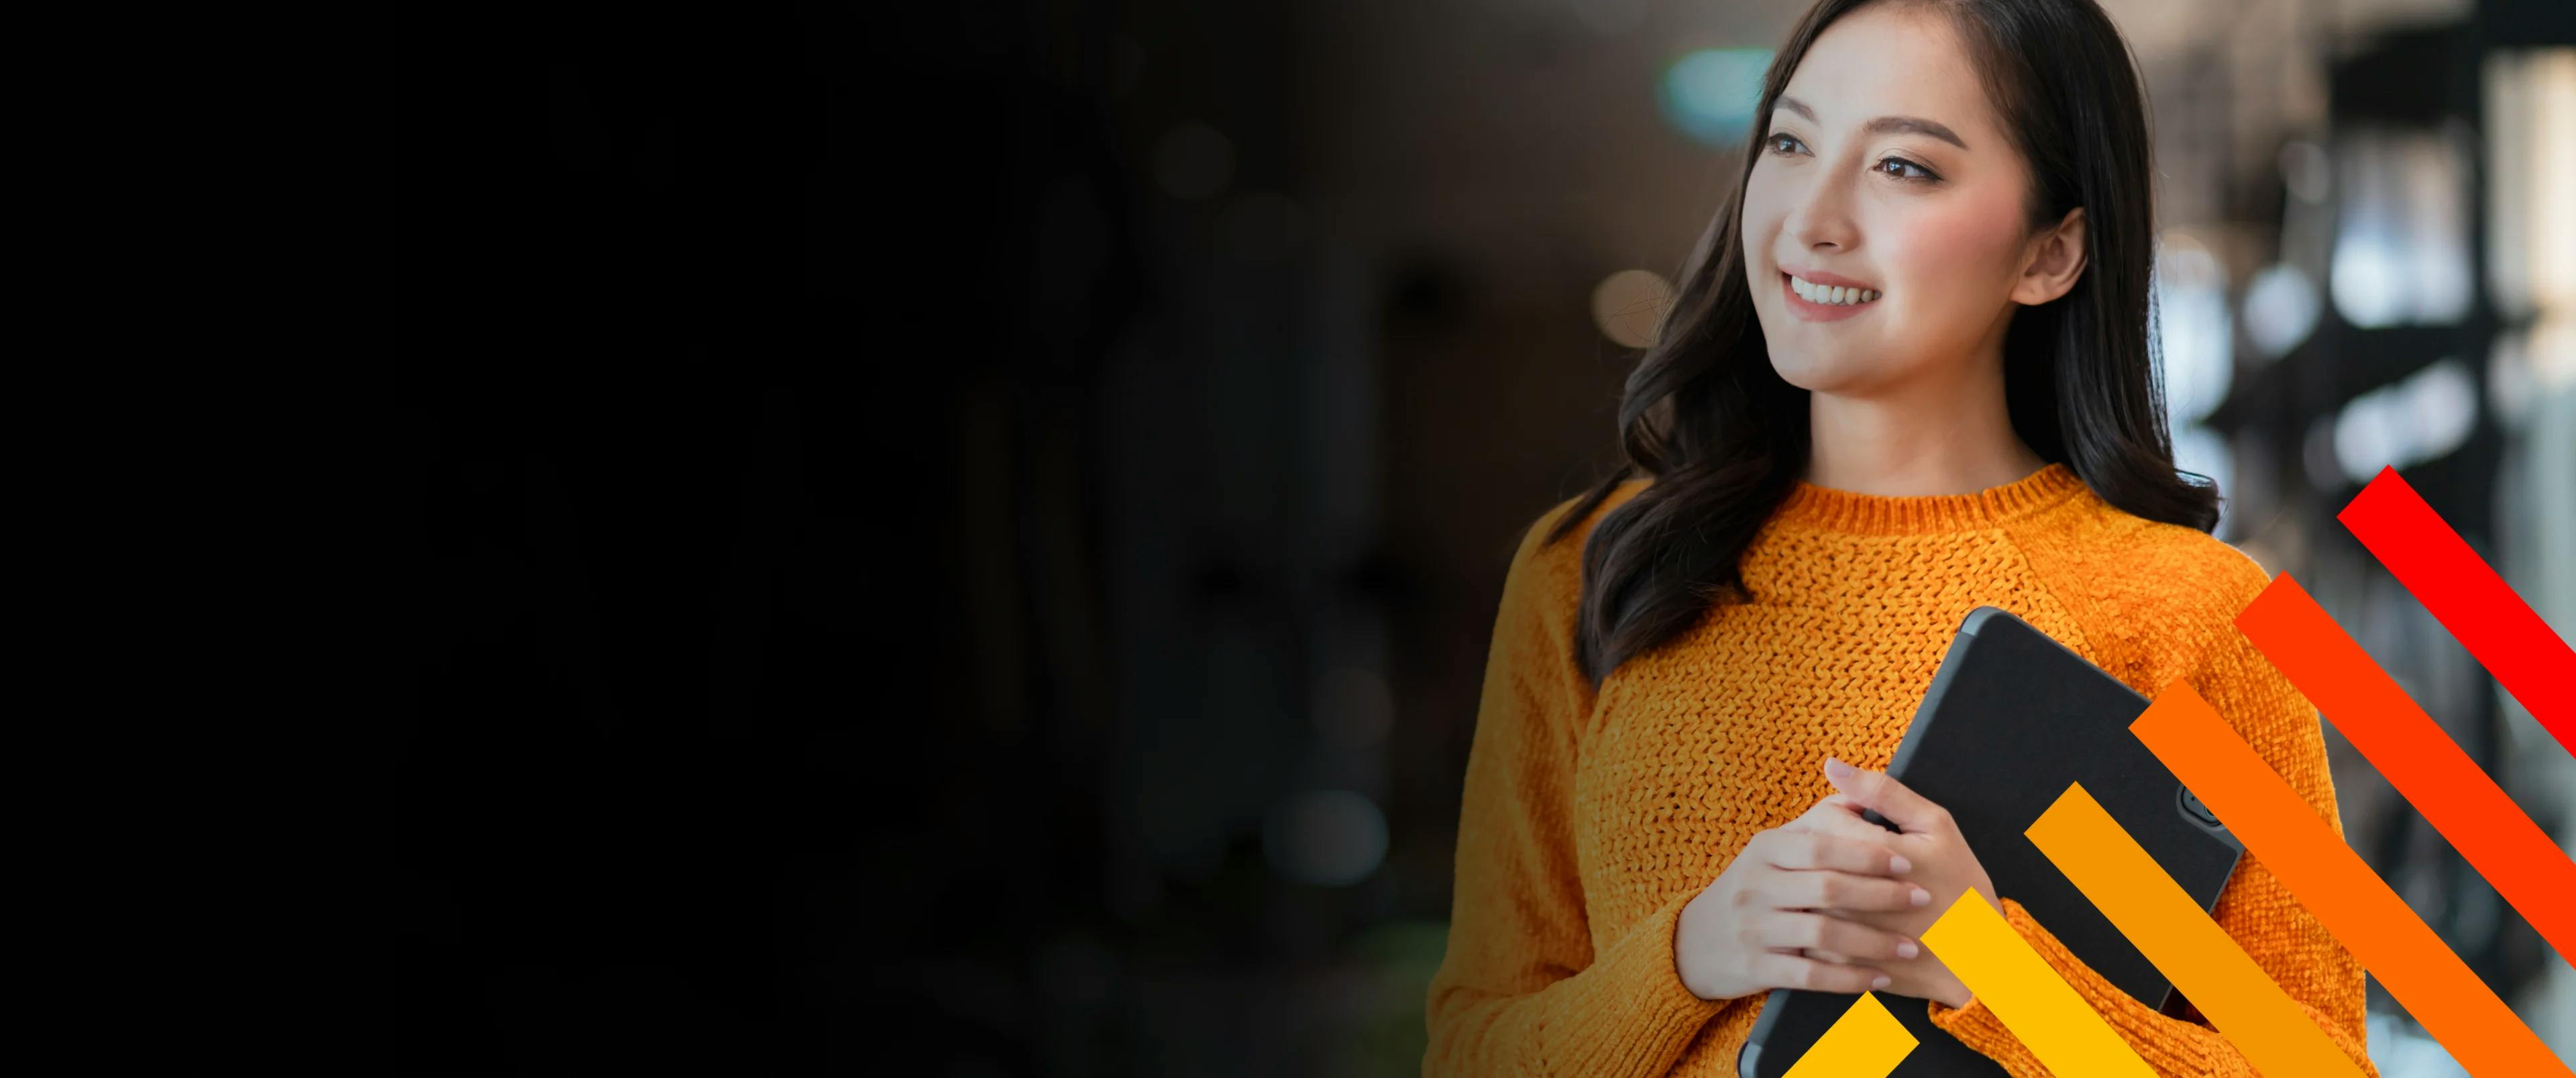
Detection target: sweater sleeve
<box><xmin>1925</xmin><ymin>573</ymin><xmax>2379</xmax><ymax>1077</ymax></box>
<box><xmin>1424</xmin><ymin>500</ymin><xmax>1731</xmax><ymax>1077</ymax></box>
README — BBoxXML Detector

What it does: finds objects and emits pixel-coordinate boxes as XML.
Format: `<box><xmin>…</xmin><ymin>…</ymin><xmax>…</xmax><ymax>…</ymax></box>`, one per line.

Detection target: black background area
<box><xmin>397</xmin><ymin>2</ymin><xmax>1121</xmax><ymax>1071</ymax></box>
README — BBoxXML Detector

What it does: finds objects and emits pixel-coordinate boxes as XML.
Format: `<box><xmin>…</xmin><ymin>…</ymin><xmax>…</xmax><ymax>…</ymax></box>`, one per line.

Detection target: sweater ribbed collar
<box><xmin>1768</xmin><ymin>462</ymin><xmax>2091</xmax><ymax>535</ymax></box>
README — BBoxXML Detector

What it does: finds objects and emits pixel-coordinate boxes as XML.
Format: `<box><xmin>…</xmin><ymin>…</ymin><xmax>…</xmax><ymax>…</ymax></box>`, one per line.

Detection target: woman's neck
<box><xmin>1801</xmin><ymin>367</ymin><xmax>2046</xmax><ymax>497</ymax></box>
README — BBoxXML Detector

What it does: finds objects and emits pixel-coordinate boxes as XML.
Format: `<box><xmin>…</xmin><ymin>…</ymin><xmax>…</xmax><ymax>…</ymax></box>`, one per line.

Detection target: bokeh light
<box><xmin>2154</xmin><ymin>233</ymin><xmax>2233</xmax><ymax>425</ymax></box>
<box><xmin>2243</xmin><ymin>262</ymin><xmax>2321</xmax><ymax>360</ymax></box>
<box><xmin>2330</xmin><ymin>126</ymin><xmax>2475</xmax><ymax>328</ymax></box>
<box><xmin>1591</xmin><ymin>269</ymin><xmax>1673</xmax><ymax>349</ymax></box>
<box><xmin>1659</xmin><ymin>49</ymin><xmax>1771</xmax><ymax>146</ymax></box>
<box><xmin>2330</xmin><ymin>358</ymin><xmax>2478</xmax><ymax>485</ymax></box>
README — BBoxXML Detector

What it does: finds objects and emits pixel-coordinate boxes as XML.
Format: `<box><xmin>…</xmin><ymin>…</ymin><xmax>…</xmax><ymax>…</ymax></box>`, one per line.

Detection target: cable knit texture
<box><xmin>1424</xmin><ymin>464</ymin><xmax>2375</xmax><ymax>1077</ymax></box>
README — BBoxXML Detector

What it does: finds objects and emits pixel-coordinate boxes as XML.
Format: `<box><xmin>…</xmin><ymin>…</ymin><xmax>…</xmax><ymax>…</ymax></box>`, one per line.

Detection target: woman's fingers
<box><xmin>1792</xmin><ymin>794</ymin><xmax>1896</xmax><ymax>835</ymax></box>
<box><xmin>1755</xmin><ymin>868</ymin><xmax>1930</xmax><ymax>912</ymax></box>
<box><xmin>1780</xmin><ymin>792</ymin><xmax>1858</xmax><ymax>822</ymax></box>
<box><xmin>1757</xmin><ymin>912</ymin><xmax>1920</xmax><ymax>962</ymax></box>
<box><xmin>1823</xmin><ymin>757</ymin><xmax>1952</xmax><ymax>834</ymax></box>
<box><xmin>1752</xmin><ymin>828</ymin><xmax>1911</xmax><ymax>875</ymax></box>
<box><xmin>1756</xmin><ymin>950</ymin><xmax>1892</xmax><ymax>993</ymax></box>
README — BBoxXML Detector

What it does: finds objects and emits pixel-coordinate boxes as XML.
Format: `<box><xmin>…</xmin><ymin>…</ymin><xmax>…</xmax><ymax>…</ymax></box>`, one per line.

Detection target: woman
<box><xmin>1423</xmin><ymin>1</ymin><xmax>2376</xmax><ymax>1075</ymax></box>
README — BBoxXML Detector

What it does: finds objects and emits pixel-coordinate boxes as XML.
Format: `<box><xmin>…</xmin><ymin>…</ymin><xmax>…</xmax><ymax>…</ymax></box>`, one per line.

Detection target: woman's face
<box><xmin>1740</xmin><ymin>5</ymin><xmax>2072</xmax><ymax>396</ymax></box>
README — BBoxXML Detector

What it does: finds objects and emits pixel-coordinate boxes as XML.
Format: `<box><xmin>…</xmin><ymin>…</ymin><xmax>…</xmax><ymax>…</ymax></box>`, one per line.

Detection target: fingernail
<box><xmin>1898</xmin><ymin>941</ymin><xmax>1920</xmax><ymax>959</ymax></box>
<box><xmin>1824</xmin><ymin>757</ymin><xmax>1852</xmax><ymax>778</ymax></box>
<box><xmin>1889</xmin><ymin>855</ymin><xmax>1912</xmax><ymax>873</ymax></box>
<box><xmin>1872</xmin><ymin>974</ymin><xmax>1892</xmax><ymax>989</ymax></box>
<box><xmin>1911</xmin><ymin>887</ymin><xmax>1931</xmax><ymax>906</ymax></box>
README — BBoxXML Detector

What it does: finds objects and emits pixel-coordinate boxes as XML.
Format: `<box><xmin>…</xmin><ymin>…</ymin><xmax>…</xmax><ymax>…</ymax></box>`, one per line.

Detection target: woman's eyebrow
<box><xmin>1774</xmin><ymin>95</ymin><xmax>1970</xmax><ymax>150</ymax></box>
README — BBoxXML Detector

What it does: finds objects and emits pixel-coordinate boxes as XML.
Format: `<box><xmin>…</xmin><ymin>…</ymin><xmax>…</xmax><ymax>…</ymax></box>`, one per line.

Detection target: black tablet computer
<box><xmin>1737</xmin><ymin>606</ymin><xmax>2244</xmax><ymax>1078</ymax></box>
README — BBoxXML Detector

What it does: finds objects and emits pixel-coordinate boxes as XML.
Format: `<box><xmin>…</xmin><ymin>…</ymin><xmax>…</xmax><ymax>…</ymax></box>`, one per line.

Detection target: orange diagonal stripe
<box><xmin>2131</xmin><ymin>682</ymin><xmax>2571</xmax><ymax>1077</ymax></box>
<box><xmin>1780</xmin><ymin>992</ymin><xmax>1916</xmax><ymax>1078</ymax></box>
<box><xmin>2027</xmin><ymin>782</ymin><xmax>2367</xmax><ymax>1078</ymax></box>
<box><xmin>2237</xmin><ymin>573</ymin><xmax>2576</xmax><ymax>963</ymax></box>
<box><xmin>1919</xmin><ymin>892</ymin><xmax>2158</xmax><ymax>1077</ymax></box>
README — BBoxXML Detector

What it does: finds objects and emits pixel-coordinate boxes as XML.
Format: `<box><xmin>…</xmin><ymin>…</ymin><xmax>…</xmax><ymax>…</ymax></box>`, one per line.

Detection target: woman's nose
<box><xmin>1784</xmin><ymin>178</ymin><xmax>1859</xmax><ymax>251</ymax></box>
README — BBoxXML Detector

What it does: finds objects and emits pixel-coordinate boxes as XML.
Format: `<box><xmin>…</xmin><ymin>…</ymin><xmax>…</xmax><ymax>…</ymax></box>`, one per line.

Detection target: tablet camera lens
<box><xmin>2178</xmin><ymin>786</ymin><xmax>2222</xmax><ymax>829</ymax></box>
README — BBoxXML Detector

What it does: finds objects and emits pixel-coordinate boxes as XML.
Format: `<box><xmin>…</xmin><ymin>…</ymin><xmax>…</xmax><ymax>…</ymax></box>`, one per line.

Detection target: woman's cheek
<box><xmin>1874</xmin><ymin>243</ymin><xmax>1980</xmax><ymax>348</ymax></box>
<box><xmin>1898</xmin><ymin>206</ymin><xmax>2021</xmax><ymax>311</ymax></box>
<box><xmin>1739</xmin><ymin>174</ymin><xmax>1785</xmax><ymax>260</ymax></box>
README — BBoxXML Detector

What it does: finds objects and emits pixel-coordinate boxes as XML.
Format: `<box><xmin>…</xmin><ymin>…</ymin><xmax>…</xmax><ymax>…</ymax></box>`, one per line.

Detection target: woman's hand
<box><xmin>1790</xmin><ymin>757</ymin><xmax>2003</xmax><ymax>1008</ymax></box>
<box><xmin>1672</xmin><ymin>796</ymin><xmax>1934</xmax><ymax>1002</ymax></box>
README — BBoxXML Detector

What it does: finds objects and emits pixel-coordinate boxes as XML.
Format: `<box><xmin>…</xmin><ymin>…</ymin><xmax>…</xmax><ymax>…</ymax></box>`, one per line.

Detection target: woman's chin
<box><xmin>1766</xmin><ymin>354</ymin><xmax>1856</xmax><ymax>393</ymax></box>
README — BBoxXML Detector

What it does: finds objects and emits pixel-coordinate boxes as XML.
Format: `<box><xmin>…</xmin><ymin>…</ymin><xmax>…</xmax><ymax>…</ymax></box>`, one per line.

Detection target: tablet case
<box><xmin>1737</xmin><ymin>606</ymin><xmax>2244</xmax><ymax>1078</ymax></box>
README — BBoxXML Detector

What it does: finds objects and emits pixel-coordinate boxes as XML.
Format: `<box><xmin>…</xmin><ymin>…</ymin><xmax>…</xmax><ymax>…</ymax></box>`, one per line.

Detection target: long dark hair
<box><xmin>1550</xmin><ymin>0</ymin><xmax>2218</xmax><ymax>688</ymax></box>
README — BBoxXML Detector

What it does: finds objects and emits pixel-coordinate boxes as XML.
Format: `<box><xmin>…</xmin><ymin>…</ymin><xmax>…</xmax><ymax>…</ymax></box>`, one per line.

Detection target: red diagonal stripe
<box><xmin>2239</xmin><ymin>574</ymin><xmax>2576</xmax><ymax>964</ymax></box>
<box><xmin>2341</xmin><ymin>466</ymin><xmax>2575</xmax><ymax>755</ymax></box>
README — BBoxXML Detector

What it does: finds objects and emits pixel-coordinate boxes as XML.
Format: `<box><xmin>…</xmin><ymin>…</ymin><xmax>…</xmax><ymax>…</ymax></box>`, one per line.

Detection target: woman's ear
<box><xmin>2010</xmin><ymin>207</ymin><xmax>2088</xmax><ymax>306</ymax></box>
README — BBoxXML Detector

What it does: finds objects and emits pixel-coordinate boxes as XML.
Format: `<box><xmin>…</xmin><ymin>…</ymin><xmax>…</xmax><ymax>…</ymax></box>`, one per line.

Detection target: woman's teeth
<box><xmin>1790</xmin><ymin>275</ymin><xmax>1880</xmax><ymax>305</ymax></box>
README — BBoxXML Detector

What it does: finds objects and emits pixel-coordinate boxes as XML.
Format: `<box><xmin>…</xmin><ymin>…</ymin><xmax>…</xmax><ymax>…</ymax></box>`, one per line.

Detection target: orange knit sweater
<box><xmin>1424</xmin><ymin>464</ymin><xmax>2376</xmax><ymax>1077</ymax></box>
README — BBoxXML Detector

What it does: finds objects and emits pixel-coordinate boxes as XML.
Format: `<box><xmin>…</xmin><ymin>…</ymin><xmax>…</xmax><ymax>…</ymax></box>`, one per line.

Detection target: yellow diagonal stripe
<box><xmin>1920</xmin><ymin>890</ymin><xmax>2157</xmax><ymax>1077</ymax></box>
<box><xmin>2027</xmin><ymin>782</ymin><xmax>2369</xmax><ymax>1077</ymax></box>
<box><xmin>1780</xmin><ymin>991</ymin><xmax>1917</xmax><ymax>1078</ymax></box>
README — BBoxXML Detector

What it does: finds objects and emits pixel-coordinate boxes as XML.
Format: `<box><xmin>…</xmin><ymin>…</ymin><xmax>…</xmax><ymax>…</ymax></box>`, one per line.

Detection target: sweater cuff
<box><xmin>1926</xmin><ymin>898</ymin><xmax>2209</xmax><ymax>1076</ymax></box>
<box><xmin>1538</xmin><ymin>889</ymin><xmax>1728</xmax><ymax>1074</ymax></box>
<box><xmin>1925</xmin><ymin>988</ymin><xmax>2046</xmax><ymax>1075</ymax></box>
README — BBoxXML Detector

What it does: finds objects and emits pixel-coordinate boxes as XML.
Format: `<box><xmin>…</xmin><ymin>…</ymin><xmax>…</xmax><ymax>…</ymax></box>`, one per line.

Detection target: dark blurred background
<box><xmin>398</xmin><ymin>0</ymin><xmax>2574</xmax><ymax>1073</ymax></box>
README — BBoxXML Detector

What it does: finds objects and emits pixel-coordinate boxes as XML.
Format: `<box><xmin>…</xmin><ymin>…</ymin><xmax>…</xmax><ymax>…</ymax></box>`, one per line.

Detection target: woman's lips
<box><xmin>1782</xmin><ymin>272</ymin><xmax>1879</xmax><ymax>322</ymax></box>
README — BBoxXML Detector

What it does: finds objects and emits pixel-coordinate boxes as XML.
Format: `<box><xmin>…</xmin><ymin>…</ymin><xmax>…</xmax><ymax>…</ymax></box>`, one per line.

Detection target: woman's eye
<box><xmin>1879</xmin><ymin>156</ymin><xmax>1935</xmax><ymax>182</ymax></box>
<box><xmin>1767</xmin><ymin>133</ymin><xmax>1803</xmax><ymax>154</ymax></box>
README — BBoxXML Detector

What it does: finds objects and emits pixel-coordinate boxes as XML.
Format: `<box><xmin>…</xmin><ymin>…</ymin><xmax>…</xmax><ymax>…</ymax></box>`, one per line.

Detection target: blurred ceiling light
<box><xmin>2279</xmin><ymin>139</ymin><xmax>2332</xmax><ymax>205</ymax></box>
<box><xmin>2330</xmin><ymin>126</ymin><xmax>2474</xmax><ymax>328</ymax></box>
<box><xmin>2331</xmin><ymin>358</ymin><xmax>2478</xmax><ymax>486</ymax></box>
<box><xmin>1660</xmin><ymin>49</ymin><xmax>1771</xmax><ymax>146</ymax></box>
<box><xmin>2367</xmin><ymin>1012</ymin><xmax>2471</xmax><ymax>1077</ymax></box>
<box><xmin>1263</xmin><ymin>789</ymin><xmax>1389</xmax><ymax>887</ymax></box>
<box><xmin>2243</xmin><ymin>263</ymin><xmax>2321</xmax><ymax>360</ymax></box>
<box><xmin>2489</xmin><ymin>317</ymin><xmax>2576</xmax><ymax>430</ymax></box>
<box><xmin>1592</xmin><ymin>269</ymin><xmax>1673</xmax><ymax>348</ymax></box>
<box><xmin>2483</xmin><ymin>49</ymin><xmax>2576</xmax><ymax>321</ymax></box>
<box><xmin>1152</xmin><ymin>123</ymin><xmax>1233</xmax><ymax>201</ymax></box>
<box><xmin>2537</xmin><ymin>315</ymin><xmax>2576</xmax><ymax>390</ymax></box>
<box><xmin>2154</xmin><ymin>233</ymin><xmax>2233</xmax><ymax>423</ymax></box>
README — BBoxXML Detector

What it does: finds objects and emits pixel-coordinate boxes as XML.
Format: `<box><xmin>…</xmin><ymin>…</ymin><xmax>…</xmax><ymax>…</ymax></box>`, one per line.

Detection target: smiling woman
<box><xmin>1424</xmin><ymin>1</ymin><xmax>2377</xmax><ymax>1076</ymax></box>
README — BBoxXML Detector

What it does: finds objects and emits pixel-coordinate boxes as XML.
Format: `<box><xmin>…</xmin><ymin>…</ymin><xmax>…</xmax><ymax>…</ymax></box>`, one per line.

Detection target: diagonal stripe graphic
<box><xmin>2339</xmin><ymin>466</ymin><xmax>2575</xmax><ymax>755</ymax></box>
<box><xmin>2025</xmin><ymin>781</ymin><xmax>2369</xmax><ymax>1078</ymax></box>
<box><xmin>1918</xmin><ymin>890</ymin><xmax>2159</xmax><ymax>1077</ymax></box>
<box><xmin>2237</xmin><ymin>573</ymin><xmax>2576</xmax><ymax>963</ymax></box>
<box><xmin>1780</xmin><ymin>992</ymin><xmax>1917</xmax><ymax>1078</ymax></box>
<box><xmin>2131</xmin><ymin>681</ymin><xmax>2573</xmax><ymax>1077</ymax></box>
